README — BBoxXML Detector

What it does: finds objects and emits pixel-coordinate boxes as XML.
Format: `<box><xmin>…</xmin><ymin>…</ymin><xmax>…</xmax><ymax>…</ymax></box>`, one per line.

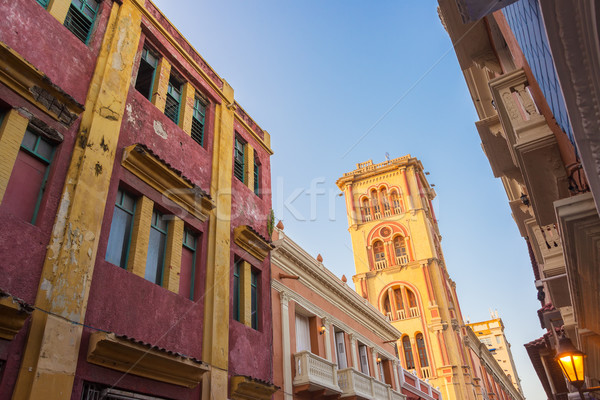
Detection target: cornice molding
<box><xmin>0</xmin><ymin>42</ymin><xmax>83</xmax><ymax>126</ymax></box>
<box><xmin>230</xmin><ymin>375</ymin><xmax>278</xmax><ymax>400</ymax></box>
<box><xmin>121</xmin><ymin>144</ymin><xmax>214</xmax><ymax>222</ymax></box>
<box><xmin>0</xmin><ymin>295</ymin><xmax>32</xmax><ymax>340</ymax></box>
<box><xmin>234</xmin><ymin>225</ymin><xmax>273</xmax><ymax>262</ymax></box>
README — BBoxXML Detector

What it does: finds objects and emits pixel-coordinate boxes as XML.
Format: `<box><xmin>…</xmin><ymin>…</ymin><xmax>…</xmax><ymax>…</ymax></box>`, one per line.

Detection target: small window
<box><xmin>145</xmin><ymin>210</ymin><xmax>168</xmax><ymax>285</ymax></box>
<box><xmin>105</xmin><ymin>189</ymin><xmax>136</xmax><ymax>268</ymax></box>
<box><xmin>233</xmin><ymin>260</ymin><xmax>240</xmax><ymax>322</ymax></box>
<box><xmin>402</xmin><ymin>336</ymin><xmax>415</xmax><ymax>370</ymax></box>
<box><xmin>253</xmin><ymin>154</ymin><xmax>260</xmax><ymax>196</ymax></box>
<box><xmin>64</xmin><ymin>0</ymin><xmax>100</xmax><ymax>44</ymax></box>
<box><xmin>164</xmin><ymin>73</ymin><xmax>183</xmax><ymax>124</ymax></box>
<box><xmin>3</xmin><ymin>127</ymin><xmax>56</xmax><ymax>224</ymax></box>
<box><xmin>191</xmin><ymin>97</ymin><xmax>206</xmax><ymax>146</ymax></box>
<box><xmin>407</xmin><ymin>289</ymin><xmax>417</xmax><ymax>308</ymax></box>
<box><xmin>36</xmin><ymin>0</ymin><xmax>49</xmax><ymax>8</ymax></box>
<box><xmin>251</xmin><ymin>270</ymin><xmax>258</xmax><ymax>329</ymax></box>
<box><xmin>180</xmin><ymin>228</ymin><xmax>198</xmax><ymax>300</ymax></box>
<box><xmin>233</xmin><ymin>136</ymin><xmax>245</xmax><ymax>182</ymax></box>
<box><xmin>135</xmin><ymin>46</ymin><xmax>159</xmax><ymax>100</ymax></box>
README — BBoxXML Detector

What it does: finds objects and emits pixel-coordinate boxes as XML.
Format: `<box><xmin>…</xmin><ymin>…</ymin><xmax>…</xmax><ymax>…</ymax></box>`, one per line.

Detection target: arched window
<box><xmin>394</xmin><ymin>288</ymin><xmax>405</xmax><ymax>320</ymax></box>
<box><xmin>383</xmin><ymin>293</ymin><xmax>391</xmax><ymax>317</ymax></box>
<box><xmin>393</xmin><ymin>236</ymin><xmax>408</xmax><ymax>265</ymax></box>
<box><xmin>362</xmin><ymin>198</ymin><xmax>371</xmax><ymax>221</ymax></box>
<box><xmin>416</xmin><ymin>333</ymin><xmax>429</xmax><ymax>368</ymax></box>
<box><xmin>390</xmin><ymin>190</ymin><xmax>402</xmax><ymax>213</ymax></box>
<box><xmin>373</xmin><ymin>240</ymin><xmax>386</xmax><ymax>269</ymax></box>
<box><xmin>402</xmin><ymin>336</ymin><xmax>415</xmax><ymax>370</ymax></box>
<box><xmin>407</xmin><ymin>289</ymin><xmax>418</xmax><ymax>317</ymax></box>
<box><xmin>371</xmin><ymin>190</ymin><xmax>380</xmax><ymax>218</ymax></box>
<box><xmin>380</xmin><ymin>188</ymin><xmax>390</xmax><ymax>216</ymax></box>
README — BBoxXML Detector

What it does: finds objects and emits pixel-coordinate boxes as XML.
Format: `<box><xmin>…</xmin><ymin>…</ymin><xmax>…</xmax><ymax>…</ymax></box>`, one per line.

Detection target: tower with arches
<box><xmin>337</xmin><ymin>155</ymin><xmax>476</xmax><ymax>400</ymax></box>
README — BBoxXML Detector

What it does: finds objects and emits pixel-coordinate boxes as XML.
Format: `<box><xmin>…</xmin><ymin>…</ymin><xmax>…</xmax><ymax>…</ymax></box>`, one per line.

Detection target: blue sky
<box><xmin>152</xmin><ymin>1</ymin><xmax>545</xmax><ymax>398</ymax></box>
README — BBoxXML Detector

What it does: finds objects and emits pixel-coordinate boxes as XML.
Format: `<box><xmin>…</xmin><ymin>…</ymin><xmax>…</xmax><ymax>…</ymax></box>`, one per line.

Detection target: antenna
<box><xmin>385</xmin><ymin>152</ymin><xmax>390</xmax><ymax>161</ymax></box>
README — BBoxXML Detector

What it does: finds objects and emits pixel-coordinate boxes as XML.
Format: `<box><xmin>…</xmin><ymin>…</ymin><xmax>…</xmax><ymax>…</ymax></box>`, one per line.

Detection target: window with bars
<box><xmin>3</xmin><ymin>126</ymin><xmax>56</xmax><ymax>224</ymax></box>
<box><xmin>253</xmin><ymin>154</ymin><xmax>260</xmax><ymax>196</ymax></box>
<box><xmin>64</xmin><ymin>0</ymin><xmax>100</xmax><ymax>44</ymax></box>
<box><xmin>135</xmin><ymin>46</ymin><xmax>159</xmax><ymax>101</ymax></box>
<box><xmin>233</xmin><ymin>136</ymin><xmax>245</xmax><ymax>182</ymax></box>
<box><xmin>191</xmin><ymin>97</ymin><xmax>206</xmax><ymax>146</ymax></box>
<box><xmin>105</xmin><ymin>189</ymin><xmax>136</xmax><ymax>269</ymax></box>
<box><xmin>164</xmin><ymin>74</ymin><xmax>183</xmax><ymax>124</ymax></box>
<box><xmin>145</xmin><ymin>210</ymin><xmax>168</xmax><ymax>285</ymax></box>
<box><xmin>251</xmin><ymin>270</ymin><xmax>258</xmax><ymax>329</ymax></box>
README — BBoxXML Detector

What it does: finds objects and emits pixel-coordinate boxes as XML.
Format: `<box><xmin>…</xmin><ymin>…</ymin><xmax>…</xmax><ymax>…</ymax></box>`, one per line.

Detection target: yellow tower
<box><xmin>337</xmin><ymin>155</ymin><xmax>476</xmax><ymax>400</ymax></box>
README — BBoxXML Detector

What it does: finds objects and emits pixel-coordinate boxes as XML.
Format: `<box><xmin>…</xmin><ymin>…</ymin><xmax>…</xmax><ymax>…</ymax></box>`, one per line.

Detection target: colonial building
<box><xmin>271</xmin><ymin>223</ymin><xmax>442</xmax><ymax>400</ymax></box>
<box><xmin>437</xmin><ymin>0</ymin><xmax>600</xmax><ymax>398</ymax></box>
<box><xmin>336</xmin><ymin>156</ymin><xmax>524</xmax><ymax>400</ymax></box>
<box><xmin>0</xmin><ymin>0</ymin><xmax>275</xmax><ymax>399</ymax></box>
<box><xmin>467</xmin><ymin>314</ymin><xmax>523</xmax><ymax>393</ymax></box>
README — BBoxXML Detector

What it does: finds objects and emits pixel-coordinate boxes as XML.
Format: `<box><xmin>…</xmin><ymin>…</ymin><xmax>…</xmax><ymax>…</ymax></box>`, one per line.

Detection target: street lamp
<box><xmin>555</xmin><ymin>336</ymin><xmax>600</xmax><ymax>399</ymax></box>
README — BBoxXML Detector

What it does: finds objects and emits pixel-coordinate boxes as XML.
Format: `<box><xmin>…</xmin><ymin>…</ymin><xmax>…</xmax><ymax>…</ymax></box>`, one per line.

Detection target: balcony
<box><xmin>293</xmin><ymin>351</ymin><xmax>342</xmax><ymax>396</ymax></box>
<box><xmin>409</xmin><ymin>307</ymin><xmax>419</xmax><ymax>318</ymax></box>
<box><xmin>475</xmin><ymin>114</ymin><xmax>522</xmax><ymax>183</ymax></box>
<box><xmin>375</xmin><ymin>260</ymin><xmax>388</xmax><ymax>271</ymax></box>
<box><xmin>489</xmin><ymin>68</ymin><xmax>569</xmax><ymax>226</ymax></box>
<box><xmin>396</xmin><ymin>309</ymin><xmax>406</xmax><ymax>320</ymax></box>
<box><xmin>420</xmin><ymin>366</ymin><xmax>431</xmax><ymax>379</ymax></box>
<box><xmin>338</xmin><ymin>368</ymin><xmax>406</xmax><ymax>400</ymax></box>
<box><xmin>395</xmin><ymin>255</ymin><xmax>409</xmax><ymax>266</ymax></box>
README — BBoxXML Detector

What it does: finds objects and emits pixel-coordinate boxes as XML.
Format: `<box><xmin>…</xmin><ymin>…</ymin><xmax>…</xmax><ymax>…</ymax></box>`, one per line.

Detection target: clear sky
<box><xmin>152</xmin><ymin>1</ymin><xmax>546</xmax><ymax>398</ymax></box>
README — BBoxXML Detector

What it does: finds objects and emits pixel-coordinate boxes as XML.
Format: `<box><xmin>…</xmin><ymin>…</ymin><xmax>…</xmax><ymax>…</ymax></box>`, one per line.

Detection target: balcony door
<box><xmin>295</xmin><ymin>314</ymin><xmax>311</xmax><ymax>352</ymax></box>
<box><xmin>335</xmin><ymin>331</ymin><xmax>347</xmax><ymax>369</ymax></box>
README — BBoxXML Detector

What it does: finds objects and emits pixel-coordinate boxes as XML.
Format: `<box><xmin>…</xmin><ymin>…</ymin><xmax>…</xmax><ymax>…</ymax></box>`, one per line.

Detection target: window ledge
<box><xmin>87</xmin><ymin>331</ymin><xmax>209</xmax><ymax>388</ymax></box>
<box><xmin>234</xmin><ymin>225</ymin><xmax>273</xmax><ymax>262</ymax></box>
<box><xmin>122</xmin><ymin>144</ymin><xmax>215</xmax><ymax>222</ymax></box>
<box><xmin>0</xmin><ymin>293</ymin><xmax>32</xmax><ymax>340</ymax></box>
<box><xmin>0</xmin><ymin>42</ymin><xmax>84</xmax><ymax>125</ymax></box>
<box><xmin>230</xmin><ymin>375</ymin><xmax>278</xmax><ymax>400</ymax></box>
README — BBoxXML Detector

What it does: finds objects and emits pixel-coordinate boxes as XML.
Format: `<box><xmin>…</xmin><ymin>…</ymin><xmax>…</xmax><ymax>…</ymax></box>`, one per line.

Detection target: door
<box><xmin>335</xmin><ymin>331</ymin><xmax>347</xmax><ymax>369</ymax></box>
<box><xmin>295</xmin><ymin>314</ymin><xmax>311</xmax><ymax>352</ymax></box>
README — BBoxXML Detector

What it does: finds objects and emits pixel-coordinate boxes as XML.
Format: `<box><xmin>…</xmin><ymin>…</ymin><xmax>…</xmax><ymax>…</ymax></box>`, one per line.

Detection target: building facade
<box><xmin>0</xmin><ymin>0</ymin><xmax>275</xmax><ymax>399</ymax></box>
<box><xmin>438</xmin><ymin>0</ymin><xmax>600</xmax><ymax>398</ymax></box>
<box><xmin>336</xmin><ymin>156</ymin><xmax>523</xmax><ymax>400</ymax></box>
<box><xmin>468</xmin><ymin>315</ymin><xmax>523</xmax><ymax>393</ymax></box>
<box><xmin>271</xmin><ymin>223</ymin><xmax>442</xmax><ymax>400</ymax></box>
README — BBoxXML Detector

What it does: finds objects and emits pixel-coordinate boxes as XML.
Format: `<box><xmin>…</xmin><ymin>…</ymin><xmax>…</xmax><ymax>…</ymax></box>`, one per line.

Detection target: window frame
<box><xmin>182</xmin><ymin>227</ymin><xmax>198</xmax><ymax>300</ymax></box>
<box><xmin>164</xmin><ymin>73</ymin><xmax>183</xmax><ymax>125</ymax></box>
<box><xmin>233</xmin><ymin>260</ymin><xmax>241</xmax><ymax>322</ymax></box>
<box><xmin>402</xmin><ymin>335</ymin><xmax>415</xmax><ymax>370</ymax></box>
<box><xmin>18</xmin><ymin>127</ymin><xmax>57</xmax><ymax>224</ymax></box>
<box><xmin>144</xmin><ymin>209</ymin><xmax>168</xmax><ymax>285</ymax></box>
<box><xmin>253</xmin><ymin>153</ymin><xmax>260</xmax><ymax>196</ymax></box>
<box><xmin>250</xmin><ymin>269</ymin><xmax>258</xmax><ymax>329</ymax></box>
<box><xmin>415</xmin><ymin>333</ymin><xmax>429</xmax><ymax>368</ymax></box>
<box><xmin>64</xmin><ymin>0</ymin><xmax>100</xmax><ymax>44</ymax></box>
<box><xmin>105</xmin><ymin>188</ymin><xmax>136</xmax><ymax>269</ymax></box>
<box><xmin>135</xmin><ymin>45</ymin><xmax>159</xmax><ymax>101</ymax></box>
<box><xmin>191</xmin><ymin>97</ymin><xmax>206</xmax><ymax>147</ymax></box>
<box><xmin>233</xmin><ymin>136</ymin><xmax>245</xmax><ymax>183</ymax></box>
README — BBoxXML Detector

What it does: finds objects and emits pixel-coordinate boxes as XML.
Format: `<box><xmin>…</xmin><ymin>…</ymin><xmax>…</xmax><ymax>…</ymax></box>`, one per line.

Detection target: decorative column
<box><xmin>392</xmin><ymin>361</ymin><xmax>400</xmax><ymax>391</ymax></box>
<box><xmin>349</xmin><ymin>333</ymin><xmax>358</xmax><ymax>369</ymax></box>
<box><xmin>322</xmin><ymin>317</ymin><xmax>332</xmax><ymax>362</ymax></box>
<box><xmin>280</xmin><ymin>291</ymin><xmax>293</xmax><ymax>400</ymax></box>
<box><xmin>372</xmin><ymin>351</ymin><xmax>379</xmax><ymax>380</ymax></box>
